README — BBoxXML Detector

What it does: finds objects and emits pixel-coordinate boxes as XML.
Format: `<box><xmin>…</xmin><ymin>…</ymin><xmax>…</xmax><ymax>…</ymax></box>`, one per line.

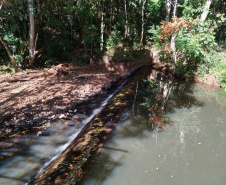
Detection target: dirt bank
<box><xmin>0</xmin><ymin>50</ymin><xmax>153</xmax><ymax>141</ymax></box>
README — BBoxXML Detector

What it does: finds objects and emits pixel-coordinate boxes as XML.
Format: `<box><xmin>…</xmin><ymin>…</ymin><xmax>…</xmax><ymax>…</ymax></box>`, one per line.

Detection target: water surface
<box><xmin>79</xmin><ymin>77</ymin><xmax>226</xmax><ymax>185</ymax></box>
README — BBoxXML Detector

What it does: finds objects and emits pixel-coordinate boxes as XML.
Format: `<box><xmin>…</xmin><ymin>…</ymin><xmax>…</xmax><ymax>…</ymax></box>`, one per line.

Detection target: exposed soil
<box><xmin>194</xmin><ymin>73</ymin><xmax>221</xmax><ymax>87</ymax></box>
<box><xmin>0</xmin><ymin>49</ymin><xmax>153</xmax><ymax>141</ymax></box>
<box><xmin>0</xmin><ymin>66</ymin><xmax>118</xmax><ymax>139</ymax></box>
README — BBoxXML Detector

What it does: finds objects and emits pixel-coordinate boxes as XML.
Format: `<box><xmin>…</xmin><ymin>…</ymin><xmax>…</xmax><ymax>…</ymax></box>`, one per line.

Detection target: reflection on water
<box><xmin>79</xmin><ymin>76</ymin><xmax>226</xmax><ymax>185</ymax></box>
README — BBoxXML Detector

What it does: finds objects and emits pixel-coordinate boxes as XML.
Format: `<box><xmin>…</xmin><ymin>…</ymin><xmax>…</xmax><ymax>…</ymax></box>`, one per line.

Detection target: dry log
<box><xmin>3</xmin><ymin>64</ymin><xmax>70</xmax><ymax>83</ymax></box>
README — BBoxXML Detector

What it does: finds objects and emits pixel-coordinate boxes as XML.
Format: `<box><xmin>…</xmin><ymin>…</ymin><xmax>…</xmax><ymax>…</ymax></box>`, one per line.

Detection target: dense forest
<box><xmin>0</xmin><ymin>0</ymin><xmax>225</xmax><ymax>88</ymax></box>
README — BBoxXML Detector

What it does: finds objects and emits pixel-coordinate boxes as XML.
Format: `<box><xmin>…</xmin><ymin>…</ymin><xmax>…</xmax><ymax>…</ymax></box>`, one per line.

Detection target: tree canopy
<box><xmin>0</xmin><ymin>0</ymin><xmax>225</xmax><ymax>73</ymax></box>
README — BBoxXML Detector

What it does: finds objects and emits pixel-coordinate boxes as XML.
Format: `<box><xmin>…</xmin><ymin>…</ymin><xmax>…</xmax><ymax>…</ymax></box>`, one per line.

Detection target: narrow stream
<box><xmin>79</xmin><ymin>74</ymin><xmax>226</xmax><ymax>185</ymax></box>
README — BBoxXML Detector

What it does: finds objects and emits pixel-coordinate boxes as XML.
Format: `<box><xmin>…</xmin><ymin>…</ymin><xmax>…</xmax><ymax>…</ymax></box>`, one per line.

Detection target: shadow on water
<box><xmin>79</xmin><ymin>150</ymin><xmax>125</xmax><ymax>185</ymax></box>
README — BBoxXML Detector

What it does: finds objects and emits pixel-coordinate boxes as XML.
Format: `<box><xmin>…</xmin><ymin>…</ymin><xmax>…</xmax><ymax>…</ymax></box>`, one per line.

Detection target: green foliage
<box><xmin>146</xmin><ymin>0</ymin><xmax>165</xmax><ymax>26</ymax></box>
<box><xmin>0</xmin><ymin>0</ymin><xmax>28</xmax><ymax>68</ymax></box>
<box><xmin>147</xmin><ymin>25</ymin><xmax>162</xmax><ymax>45</ymax></box>
<box><xmin>208</xmin><ymin>52</ymin><xmax>226</xmax><ymax>91</ymax></box>
<box><xmin>113</xmin><ymin>45</ymin><xmax>145</xmax><ymax>60</ymax></box>
<box><xmin>0</xmin><ymin>0</ymin><xmax>224</xmax><ymax>71</ymax></box>
<box><xmin>3</xmin><ymin>34</ymin><xmax>27</xmax><ymax>67</ymax></box>
<box><xmin>214</xmin><ymin>13</ymin><xmax>226</xmax><ymax>47</ymax></box>
<box><xmin>0</xmin><ymin>44</ymin><xmax>9</xmax><ymax>65</ymax></box>
<box><xmin>84</xmin><ymin>24</ymin><xmax>100</xmax><ymax>52</ymax></box>
<box><xmin>152</xmin><ymin>18</ymin><xmax>218</xmax><ymax>78</ymax></box>
<box><xmin>221</xmin><ymin>73</ymin><xmax>226</xmax><ymax>91</ymax></box>
<box><xmin>75</xmin><ymin>55</ymin><xmax>90</xmax><ymax>66</ymax></box>
<box><xmin>174</xmin><ymin>20</ymin><xmax>217</xmax><ymax>76</ymax></box>
<box><xmin>40</xmin><ymin>30</ymin><xmax>73</xmax><ymax>65</ymax></box>
<box><xmin>179</xmin><ymin>0</ymin><xmax>226</xmax><ymax>47</ymax></box>
<box><xmin>106</xmin><ymin>31</ymin><xmax>122</xmax><ymax>51</ymax></box>
<box><xmin>179</xmin><ymin>0</ymin><xmax>205</xmax><ymax>19</ymax></box>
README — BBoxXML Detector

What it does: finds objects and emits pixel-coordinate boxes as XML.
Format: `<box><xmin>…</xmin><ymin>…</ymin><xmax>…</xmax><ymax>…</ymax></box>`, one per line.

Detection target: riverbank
<box><xmin>0</xmin><ymin>65</ymin><xmax>121</xmax><ymax>140</ymax></box>
<box><xmin>151</xmin><ymin>48</ymin><xmax>225</xmax><ymax>90</ymax></box>
<box><xmin>0</xmin><ymin>50</ymin><xmax>153</xmax><ymax>142</ymax></box>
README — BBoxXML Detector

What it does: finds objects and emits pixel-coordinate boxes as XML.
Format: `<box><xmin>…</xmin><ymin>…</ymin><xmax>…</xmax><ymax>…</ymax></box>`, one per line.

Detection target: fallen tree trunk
<box><xmin>4</xmin><ymin>64</ymin><xmax>69</xmax><ymax>82</ymax></box>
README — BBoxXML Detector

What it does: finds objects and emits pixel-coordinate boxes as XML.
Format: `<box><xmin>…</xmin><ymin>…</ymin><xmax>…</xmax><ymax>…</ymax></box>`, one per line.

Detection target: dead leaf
<box><xmin>43</xmin><ymin>122</ymin><xmax>51</xmax><ymax>127</ymax></box>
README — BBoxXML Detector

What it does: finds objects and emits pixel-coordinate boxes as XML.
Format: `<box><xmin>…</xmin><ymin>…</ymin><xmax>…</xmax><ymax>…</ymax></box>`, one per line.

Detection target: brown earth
<box><xmin>0</xmin><ymin>49</ymin><xmax>153</xmax><ymax>141</ymax></box>
<box><xmin>194</xmin><ymin>73</ymin><xmax>221</xmax><ymax>87</ymax></box>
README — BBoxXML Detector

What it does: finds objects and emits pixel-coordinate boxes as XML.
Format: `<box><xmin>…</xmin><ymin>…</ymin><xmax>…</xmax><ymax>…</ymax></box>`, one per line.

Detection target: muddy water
<box><xmin>79</xmin><ymin>78</ymin><xmax>226</xmax><ymax>185</ymax></box>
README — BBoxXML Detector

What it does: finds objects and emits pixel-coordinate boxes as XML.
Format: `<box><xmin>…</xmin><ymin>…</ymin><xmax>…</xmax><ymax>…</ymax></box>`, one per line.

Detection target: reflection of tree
<box><xmin>138</xmin><ymin>74</ymin><xmax>174</xmax><ymax>135</ymax></box>
<box><xmin>79</xmin><ymin>70</ymin><xmax>207</xmax><ymax>183</ymax></box>
<box><xmin>159</xmin><ymin>76</ymin><xmax>174</xmax><ymax>111</ymax></box>
<box><xmin>171</xmin><ymin>107</ymin><xmax>201</xmax><ymax>148</ymax></box>
<box><xmin>136</xmin><ymin>70</ymin><xmax>204</xmax><ymax>148</ymax></box>
<box><xmin>173</xmin><ymin>108</ymin><xmax>201</xmax><ymax>134</ymax></box>
<box><xmin>165</xmin><ymin>82</ymin><xmax>204</xmax><ymax>150</ymax></box>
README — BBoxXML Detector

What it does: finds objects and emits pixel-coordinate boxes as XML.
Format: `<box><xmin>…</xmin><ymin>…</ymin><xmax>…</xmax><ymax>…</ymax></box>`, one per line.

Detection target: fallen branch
<box><xmin>4</xmin><ymin>70</ymin><xmax>58</xmax><ymax>82</ymax></box>
<box><xmin>3</xmin><ymin>63</ymin><xmax>72</xmax><ymax>83</ymax></box>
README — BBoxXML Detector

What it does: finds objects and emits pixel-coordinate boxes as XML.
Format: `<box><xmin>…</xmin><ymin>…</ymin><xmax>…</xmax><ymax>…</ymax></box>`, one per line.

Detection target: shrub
<box><xmin>153</xmin><ymin>17</ymin><xmax>217</xmax><ymax>78</ymax></box>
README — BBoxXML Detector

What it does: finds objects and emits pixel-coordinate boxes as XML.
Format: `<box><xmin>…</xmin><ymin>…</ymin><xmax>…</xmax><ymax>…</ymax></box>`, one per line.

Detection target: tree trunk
<box><xmin>200</xmin><ymin>0</ymin><xmax>212</xmax><ymax>22</ymax></box>
<box><xmin>170</xmin><ymin>0</ymin><xmax>177</xmax><ymax>64</ymax></box>
<box><xmin>165</xmin><ymin>0</ymin><xmax>172</xmax><ymax>23</ymax></box>
<box><xmin>28</xmin><ymin>0</ymin><xmax>35</xmax><ymax>66</ymax></box>
<box><xmin>0</xmin><ymin>36</ymin><xmax>18</xmax><ymax>72</ymax></box>
<box><xmin>160</xmin><ymin>78</ymin><xmax>173</xmax><ymax>111</ymax></box>
<box><xmin>124</xmin><ymin>0</ymin><xmax>128</xmax><ymax>37</ymax></box>
<box><xmin>100</xmin><ymin>12</ymin><xmax>104</xmax><ymax>52</ymax></box>
<box><xmin>140</xmin><ymin>0</ymin><xmax>146</xmax><ymax>44</ymax></box>
<box><xmin>172</xmin><ymin>0</ymin><xmax>177</xmax><ymax>18</ymax></box>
